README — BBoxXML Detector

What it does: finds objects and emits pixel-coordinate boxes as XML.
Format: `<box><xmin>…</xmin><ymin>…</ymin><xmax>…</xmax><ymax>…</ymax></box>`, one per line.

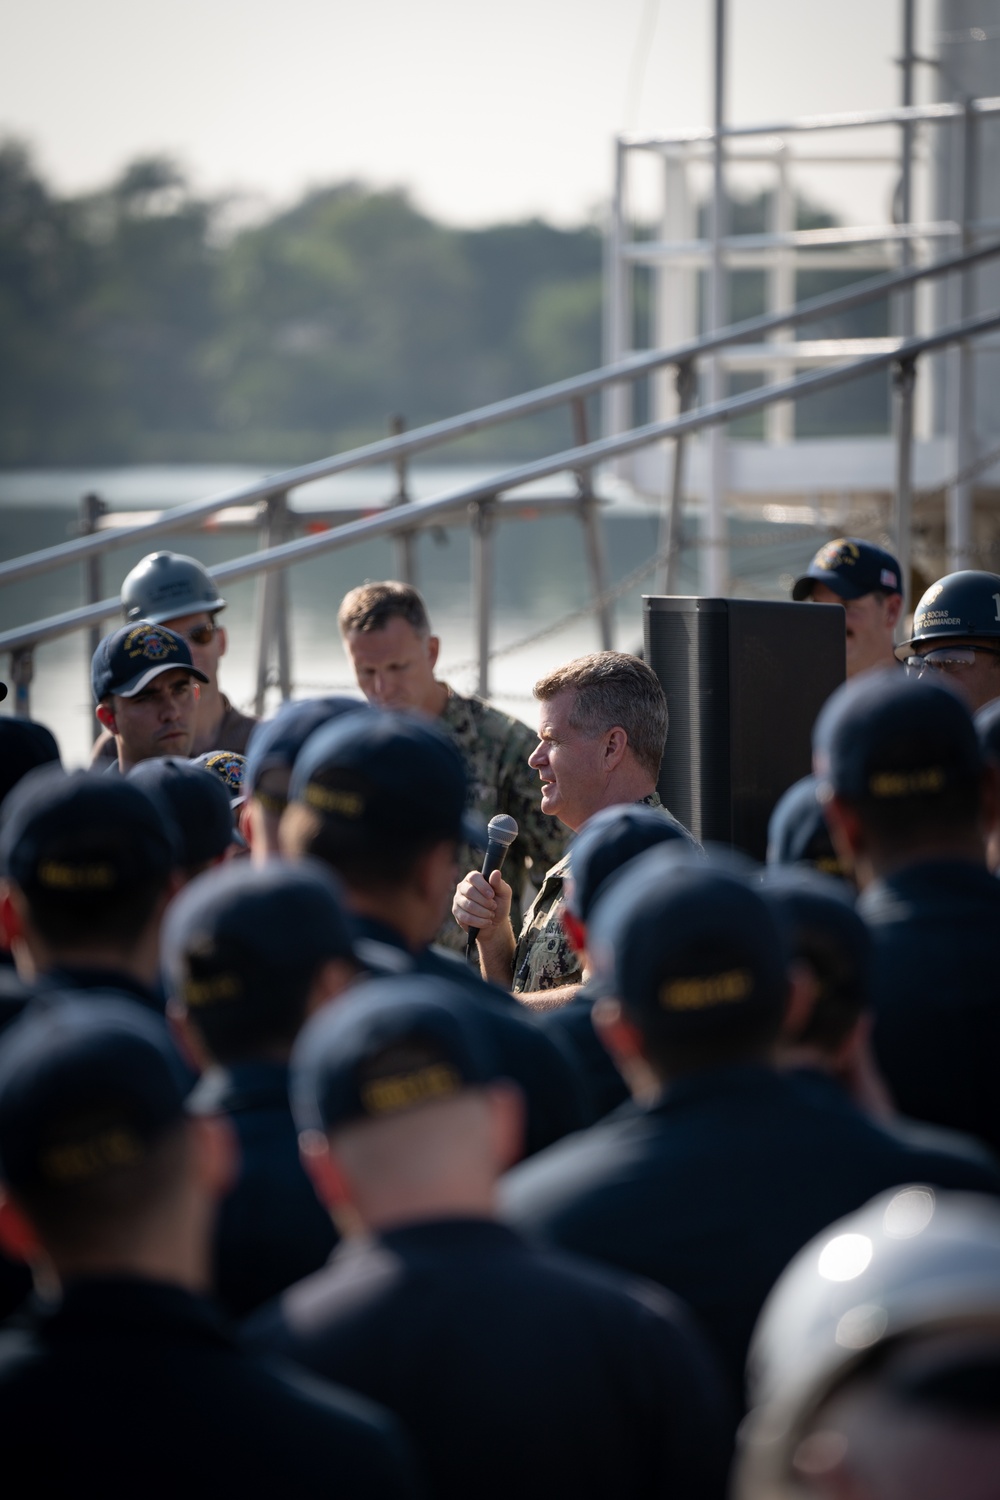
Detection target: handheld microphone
<box><xmin>464</xmin><ymin>813</ymin><xmax>518</xmax><ymax>960</ymax></box>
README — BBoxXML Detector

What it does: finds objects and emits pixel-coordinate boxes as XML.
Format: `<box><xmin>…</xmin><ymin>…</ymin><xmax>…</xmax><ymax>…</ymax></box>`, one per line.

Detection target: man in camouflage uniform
<box><xmin>338</xmin><ymin>582</ymin><xmax>566</xmax><ymax>952</ymax></box>
<box><xmin>453</xmin><ymin>651</ymin><xmax>672</xmax><ymax>1008</ymax></box>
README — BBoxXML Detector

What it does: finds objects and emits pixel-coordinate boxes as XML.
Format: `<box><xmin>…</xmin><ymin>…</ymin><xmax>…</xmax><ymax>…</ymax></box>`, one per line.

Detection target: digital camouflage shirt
<box><xmin>436</xmin><ymin>687</ymin><xmax>568</xmax><ymax>955</ymax></box>
<box><xmin>511</xmin><ymin>792</ymin><xmax>664</xmax><ymax>995</ymax></box>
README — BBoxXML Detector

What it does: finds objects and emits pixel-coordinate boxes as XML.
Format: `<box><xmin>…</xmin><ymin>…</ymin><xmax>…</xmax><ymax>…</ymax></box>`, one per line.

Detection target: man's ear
<box><xmin>216</xmin><ymin>624</ymin><xmax>228</xmax><ymax>659</ymax></box>
<box><xmin>166</xmin><ymin>1000</ymin><xmax>211</xmax><ymax>1074</ymax></box>
<box><xmin>592</xmin><ymin>996</ymin><xmax>644</xmax><ymax>1063</ymax></box>
<box><xmin>821</xmin><ymin>792</ymin><xmax>864</xmax><ymax>870</ymax></box>
<box><xmin>95</xmin><ymin>702</ymin><xmax>117</xmax><ymax>734</ymax></box>
<box><xmin>781</xmin><ymin>961</ymin><xmax>819</xmax><ymax>1043</ymax></box>
<box><xmin>884</xmin><ymin>593</ymin><xmax>904</xmax><ymax>630</ymax></box>
<box><xmin>0</xmin><ymin>883</ymin><xmax>24</xmax><ymax>951</ymax></box>
<box><xmin>237</xmin><ymin>801</ymin><xmax>254</xmax><ymax>853</ymax></box>
<box><xmin>427</xmin><ymin>634</ymin><xmax>441</xmax><ymax>672</ymax></box>
<box><xmin>487</xmin><ymin>1081</ymin><xmax>526</xmax><ymax>1171</ymax></box>
<box><xmin>190</xmin><ymin>1115</ymin><xmax>238</xmax><ymax>1201</ymax></box>
<box><xmin>299</xmin><ymin>1130</ymin><xmax>348</xmax><ymax>1210</ymax></box>
<box><xmin>0</xmin><ymin>1189</ymin><xmax>43</xmax><ymax>1265</ymax></box>
<box><xmin>602</xmin><ymin>726</ymin><xmax>629</xmax><ymax>772</ymax></box>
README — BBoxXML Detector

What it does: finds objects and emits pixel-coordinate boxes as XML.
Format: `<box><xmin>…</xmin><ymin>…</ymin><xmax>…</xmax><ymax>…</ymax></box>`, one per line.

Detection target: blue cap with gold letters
<box><xmin>0</xmin><ymin>765</ymin><xmax>178</xmax><ymax>895</ymax></box>
<box><xmin>792</xmin><ymin>537</ymin><xmax>902</xmax><ymax>603</ymax></box>
<box><xmin>91</xmin><ymin>622</ymin><xmax>209</xmax><ymax>704</ymax></box>
<box><xmin>0</xmin><ymin>996</ymin><xmax>191</xmax><ymax>1194</ymax></box>
<box><xmin>290</xmin><ymin>710</ymin><xmax>488</xmax><ymax>849</ymax></box>
<box><xmin>586</xmin><ymin>848</ymin><xmax>788</xmax><ymax>1039</ymax></box>
<box><xmin>291</xmin><ymin>974</ymin><xmax>501</xmax><ymax>1133</ymax></box>
<box><xmin>812</xmin><ymin>670</ymin><xmax>981</xmax><ymax>803</ymax></box>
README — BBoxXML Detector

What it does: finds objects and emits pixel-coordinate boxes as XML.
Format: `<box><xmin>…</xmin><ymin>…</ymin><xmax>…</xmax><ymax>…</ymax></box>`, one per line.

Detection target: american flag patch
<box><xmin>880</xmin><ymin>568</ymin><xmax>898</xmax><ymax>588</ymax></box>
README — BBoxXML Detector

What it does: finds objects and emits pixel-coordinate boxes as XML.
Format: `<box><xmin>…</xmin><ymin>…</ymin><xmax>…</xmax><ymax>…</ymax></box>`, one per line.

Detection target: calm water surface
<box><xmin>0</xmin><ymin>464</ymin><xmax>825</xmax><ymax>763</ymax></box>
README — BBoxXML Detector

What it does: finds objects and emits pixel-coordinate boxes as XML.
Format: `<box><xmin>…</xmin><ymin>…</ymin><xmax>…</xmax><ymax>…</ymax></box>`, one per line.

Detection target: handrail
<box><xmin>5</xmin><ymin>306</ymin><xmax>1000</xmax><ymax>657</ymax></box>
<box><xmin>3</xmin><ymin>237</ymin><xmax>1000</xmax><ymax>591</ymax></box>
<box><xmin>621</xmin><ymin>95</ymin><xmax>1000</xmax><ymax>149</ymax></box>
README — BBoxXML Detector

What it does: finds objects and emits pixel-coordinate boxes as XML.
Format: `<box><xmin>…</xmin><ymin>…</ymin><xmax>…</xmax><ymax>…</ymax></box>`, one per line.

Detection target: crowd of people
<box><xmin>1</xmin><ymin>538</ymin><xmax>1000</xmax><ymax>1497</ymax></box>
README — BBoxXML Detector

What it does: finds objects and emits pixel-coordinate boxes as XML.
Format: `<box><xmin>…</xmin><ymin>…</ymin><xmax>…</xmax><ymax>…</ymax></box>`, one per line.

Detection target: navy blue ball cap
<box><xmin>567</xmin><ymin>802</ymin><xmax>699</xmax><ymax>921</ymax></box>
<box><xmin>760</xmin><ymin>865</ymin><xmax>871</xmax><ymax>1013</ymax></box>
<box><xmin>91</xmin><ymin>623</ymin><xmax>209</xmax><ymax>705</ymax></box>
<box><xmin>243</xmin><ymin>697</ymin><xmax>369</xmax><ymax>799</ymax></box>
<box><xmin>975</xmin><ymin>697</ymin><xmax>1000</xmax><ymax>763</ymax></box>
<box><xmin>813</xmin><ymin>670</ymin><xmax>981</xmax><ymax>803</ymax></box>
<box><xmin>193</xmin><ymin>751</ymin><xmax>247</xmax><ymax>806</ymax></box>
<box><xmin>0</xmin><ymin>996</ymin><xmax>192</xmax><ymax>1195</ymax></box>
<box><xmin>0</xmin><ymin>765</ymin><xmax>178</xmax><ymax>893</ymax></box>
<box><xmin>162</xmin><ymin>857</ymin><xmax>355</xmax><ymax>1020</ymax></box>
<box><xmin>291</xmin><ymin>974</ymin><xmax>502</xmax><ymax>1135</ymax></box>
<box><xmin>766</xmin><ymin>774</ymin><xmax>845</xmax><ymax>878</ymax></box>
<box><xmin>587</xmin><ymin>847</ymin><xmax>788</xmax><ymax>1037</ymax></box>
<box><xmin>290</xmin><ymin>710</ymin><xmax>488</xmax><ymax>850</ymax></box>
<box><xmin>0</xmin><ymin>719</ymin><xmax>61</xmax><ymax>813</ymax></box>
<box><xmin>129</xmin><ymin>757</ymin><xmax>235</xmax><ymax>867</ymax></box>
<box><xmin>792</xmin><ymin>537</ymin><xmax>902</xmax><ymax>603</ymax></box>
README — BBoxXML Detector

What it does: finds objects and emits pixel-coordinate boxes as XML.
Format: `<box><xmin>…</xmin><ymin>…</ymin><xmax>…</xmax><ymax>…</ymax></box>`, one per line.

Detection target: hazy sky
<box><xmin>1</xmin><ymin>0</ymin><xmax>937</xmax><ymax>227</ymax></box>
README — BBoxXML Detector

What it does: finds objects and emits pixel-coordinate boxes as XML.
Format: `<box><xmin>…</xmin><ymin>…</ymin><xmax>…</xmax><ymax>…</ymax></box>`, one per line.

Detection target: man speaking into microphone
<box><xmin>454</xmin><ymin>652</ymin><xmax>680</xmax><ymax>1010</ymax></box>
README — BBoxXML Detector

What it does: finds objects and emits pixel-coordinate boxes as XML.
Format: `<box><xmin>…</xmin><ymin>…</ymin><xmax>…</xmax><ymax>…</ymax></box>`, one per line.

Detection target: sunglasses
<box><xmin>902</xmin><ymin>645</ymin><xmax>1000</xmax><ymax>674</ymax></box>
<box><xmin>175</xmin><ymin>622</ymin><xmax>218</xmax><ymax>646</ymax></box>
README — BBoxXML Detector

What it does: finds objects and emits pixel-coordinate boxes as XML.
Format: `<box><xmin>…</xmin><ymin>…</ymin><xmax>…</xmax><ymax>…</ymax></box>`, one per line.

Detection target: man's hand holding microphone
<box><xmin>456</xmin><ymin>814</ymin><xmax>518</xmax><ymax>986</ymax></box>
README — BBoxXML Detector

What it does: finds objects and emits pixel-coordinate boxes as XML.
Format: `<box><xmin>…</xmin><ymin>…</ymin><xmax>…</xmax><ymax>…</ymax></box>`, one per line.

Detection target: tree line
<box><xmin>0</xmin><ymin>142</ymin><xmax>887</xmax><ymax>469</ymax></box>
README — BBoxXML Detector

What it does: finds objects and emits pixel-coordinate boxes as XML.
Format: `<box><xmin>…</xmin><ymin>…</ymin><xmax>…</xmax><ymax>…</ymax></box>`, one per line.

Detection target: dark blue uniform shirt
<box><xmin>501</xmin><ymin>1062</ymin><xmax>1000</xmax><ymax>1405</ymax></box>
<box><xmin>350</xmin><ymin>914</ymin><xmax>590</xmax><ymax>1155</ymax></box>
<box><xmin>195</xmin><ymin>1061</ymin><xmax>338</xmax><ymax>1318</ymax></box>
<box><xmin>861</xmin><ymin>859</ymin><xmax>1000</xmax><ymax>1157</ymax></box>
<box><xmin>246</xmin><ymin>1216</ymin><xmax>731</xmax><ymax>1500</ymax></box>
<box><xmin>0</xmin><ymin>1275</ymin><xmax>420</xmax><ymax>1497</ymax></box>
<box><xmin>536</xmin><ymin>982</ymin><xmax>630</xmax><ymax>1122</ymax></box>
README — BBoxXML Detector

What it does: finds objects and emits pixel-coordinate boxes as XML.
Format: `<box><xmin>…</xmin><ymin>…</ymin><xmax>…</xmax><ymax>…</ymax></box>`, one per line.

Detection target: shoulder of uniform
<box><xmin>442</xmin><ymin>687</ymin><xmax>532</xmax><ymax>739</ymax></box>
<box><xmin>545</xmin><ymin>850</ymin><xmax>573</xmax><ymax>881</ymax></box>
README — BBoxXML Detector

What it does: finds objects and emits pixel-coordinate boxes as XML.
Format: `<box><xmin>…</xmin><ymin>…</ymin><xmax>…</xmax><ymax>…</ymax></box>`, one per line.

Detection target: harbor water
<box><xmin>0</xmin><ymin>464</ymin><xmax>836</xmax><ymax>764</ymax></box>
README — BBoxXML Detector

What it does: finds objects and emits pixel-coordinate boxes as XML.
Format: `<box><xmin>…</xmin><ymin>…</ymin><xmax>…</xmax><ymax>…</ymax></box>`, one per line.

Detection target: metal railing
<box><xmin>606</xmin><ymin>71</ymin><xmax>1000</xmax><ymax>591</ymax></box>
<box><xmin>3</xmin><ymin>241</ymin><xmax>1000</xmax><ymax>717</ymax></box>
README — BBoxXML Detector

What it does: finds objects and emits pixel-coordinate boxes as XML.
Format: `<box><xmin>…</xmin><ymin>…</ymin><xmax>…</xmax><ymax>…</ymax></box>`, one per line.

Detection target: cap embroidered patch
<box><xmin>816</xmin><ymin>539</ymin><xmax>860</xmax><ymax>571</ymax></box>
<box><xmin>660</xmin><ymin>967</ymin><xmax>753</xmax><ymax>1012</ymax></box>
<box><xmin>880</xmin><ymin>568</ymin><xmax>899</xmax><ymax>588</ymax></box>
<box><xmin>360</xmin><ymin>1062</ymin><xmax>461</xmax><ymax>1115</ymax></box>
<box><xmin>868</xmin><ymin>766</ymin><xmax>946</xmax><ymax>798</ymax></box>
<box><xmin>123</xmin><ymin>625</ymin><xmax>178</xmax><ymax>662</ymax></box>
<box><xmin>304</xmin><ymin>784</ymin><xmax>365</xmax><ymax>818</ymax></box>
<box><xmin>201</xmin><ymin>752</ymin><xmax>245</xmax><ymax>793</ymax></box>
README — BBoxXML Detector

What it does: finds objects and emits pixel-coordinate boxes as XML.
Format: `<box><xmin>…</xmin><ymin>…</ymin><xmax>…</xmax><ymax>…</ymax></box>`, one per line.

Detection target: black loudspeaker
<box><xmin>643</xmin><ymin>596</ymin><xmax>845</xmax><ymax>860</ymax></box>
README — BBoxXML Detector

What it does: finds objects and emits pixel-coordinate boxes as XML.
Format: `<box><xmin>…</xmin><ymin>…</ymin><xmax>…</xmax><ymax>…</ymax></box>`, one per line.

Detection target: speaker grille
<box><xmin>645</xmin><ymin>599</ymin><xmax>731</xmax><ymax>844</ymax></box>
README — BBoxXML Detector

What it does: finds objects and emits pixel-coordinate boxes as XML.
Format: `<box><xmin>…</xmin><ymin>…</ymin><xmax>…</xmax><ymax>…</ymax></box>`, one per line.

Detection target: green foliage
<box><xmin>0</xmin><ymin>151</ymin><xmax>888</xmax><ymax>467</ymax></box>
<box><xmin>0</xmin><ymin>149</ymin><xmax>604</xmax><ymax>465</ymax></box>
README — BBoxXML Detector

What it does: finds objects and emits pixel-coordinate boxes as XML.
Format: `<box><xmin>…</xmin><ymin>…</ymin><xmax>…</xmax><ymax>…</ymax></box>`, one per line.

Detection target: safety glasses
<box><xmin>902</xmin><ymin>645</ymin><xmax>1000</xmax><ymax>674</ymax></box>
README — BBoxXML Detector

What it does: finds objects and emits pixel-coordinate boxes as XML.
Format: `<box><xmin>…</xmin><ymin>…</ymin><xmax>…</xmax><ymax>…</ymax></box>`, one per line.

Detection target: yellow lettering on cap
<box><xmin>868</xmin><ymin>767</ymin><xmax>946</xmax><ymax>798</ymax></box>
<box><xmin>304</xmin><ymin>785</ymin><xmax>365</xmax><ymax>818</ymax></box>
<box><xmin>182</xmin><ymin>973</ymin><xmax>243</xmax><ymax>1007</ymax></box>
<box><xmin>37</xmin><ymin>861</ymin><xmax>117</xmax><ymax>891</ymax></box>
<box><xmin>660</xmin><ymin>967</ymin><xmax>753</xmax><ymax>1012</ymax></box>
<box><xmin>361</xmin><ymin>1063</ymin><xmax>461</xmax><ymax>1115</ymax></box>
<box><xmin>41</xmin><ymin>1127</ymin><xmax>144</xmax><ymax>1183</ymax></box>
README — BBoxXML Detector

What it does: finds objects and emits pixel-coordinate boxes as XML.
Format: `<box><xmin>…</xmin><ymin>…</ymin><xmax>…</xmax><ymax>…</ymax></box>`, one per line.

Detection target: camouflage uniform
<box><xmin>436</xmin><ymin>687</ymin><xmax>568</xmax><ymax>955</ymax></box>
<box><xmin>511</xmin><ymin>792</ymin><xmax>664</xmax><ymax>995</ymax></box>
